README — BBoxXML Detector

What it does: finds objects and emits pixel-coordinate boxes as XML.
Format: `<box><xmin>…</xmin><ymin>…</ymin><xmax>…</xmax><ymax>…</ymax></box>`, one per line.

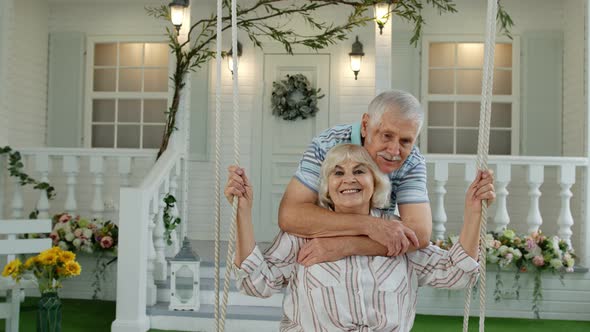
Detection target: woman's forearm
<box><xmin>235</xmin><ymin>208</ymin><xmax>256</xmax><ymax>266</ymax></box>
<box><xmin>459</xmin><ymin>211</ymin><xmax>482</xmax><ymax>259</ymax></box>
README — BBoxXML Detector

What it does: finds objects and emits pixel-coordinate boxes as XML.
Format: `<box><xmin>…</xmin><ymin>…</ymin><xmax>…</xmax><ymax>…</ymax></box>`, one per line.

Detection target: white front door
<box><xmin>256</xmin><ymin>54</ymin><xmax>330</xmax><ymax>241</ymax></box>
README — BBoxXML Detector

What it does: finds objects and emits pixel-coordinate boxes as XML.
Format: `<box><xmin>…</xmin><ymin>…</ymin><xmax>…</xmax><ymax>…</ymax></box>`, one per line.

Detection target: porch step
<box><xmin>148</xmin><ymin>303</ymin><xmax>282</xmax><ymax>332</ymax></box>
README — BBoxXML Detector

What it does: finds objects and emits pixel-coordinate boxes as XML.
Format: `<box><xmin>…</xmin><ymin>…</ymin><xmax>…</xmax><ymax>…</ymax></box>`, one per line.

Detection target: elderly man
<box><xmin>278</xmin><ymin>90</ymin><xmax>432</xmax><ymax>265</ymax></box>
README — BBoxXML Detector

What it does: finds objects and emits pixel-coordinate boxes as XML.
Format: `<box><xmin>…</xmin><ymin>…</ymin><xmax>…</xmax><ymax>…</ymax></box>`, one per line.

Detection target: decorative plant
<box><xmin>0</xmin><ymin>146</ymin><xmax>56</xmax><ymax>218</ymax></box>
<box><xmin>147</xmin><ymin>0</ymin><xmax>513</xmax><ymax>159</ymax></box>
<box><xmin>434</xmin><ymin>229</ymin><xmax>575</xmax><ymax>319</ymax></box>
<box><xmin>272</xmin><ymin>74</ymin><xmax>325</xmax><ymax>120</ymax></box>
<box><xmin>163</xmin><ymin>194</ymin><xmax>181</xmax><ymax>245</ymax></box>
<box><xmin>3</xmin><ymin>247</ymin><xmax>81</xmax><ymax>293</ymax></box>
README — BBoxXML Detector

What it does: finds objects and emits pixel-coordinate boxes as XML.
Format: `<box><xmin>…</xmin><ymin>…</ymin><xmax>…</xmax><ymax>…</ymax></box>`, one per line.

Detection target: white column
<box><xmin>584</xmin><ymin>0</ymin><xmax>590</xmax><ymax>268</ymax></box>
<box><xmin>153</xmin><ymin>182</ymin><xmax>168</xmax><ymax>281</ymax></box>
<box><xmin>118</xmin><ymin>157</ymin><xmax>132</xmax><ymax>187</ymax></box>
<box><xmin>35</xmin><ymin>153</ymin><xmax>51</xmax><ymax>219</ymax></box>
<box><xmin>432</xmin><ymin>161</ymin><xmax>448</xmax><ymax>240</ymax></box>
<box><xmin>493</xmin><ymin>163</ymin><xmax>511</xmax><ymax>232</ymax></box>
<box><xmin>112</xmin><ymin>188</ymin><xmax>150</xmax><ymax>332</ymax></box>
<box><xmin>0</xmin><ymin>154</ymin><xmax>5</xmax><ymax>219</ymax></box>
<box><xmin>464</xmin><ymin>160</ymin><xmax>477</xmax><ymax>227</ymax></box>
<box><xmin>90</xmin><ymin>156</ymin><xmax>105</xmax><ymax>219</ymax></box>
<box><xmin>557</xmin><ymin>164</ymin><xmax>576</xmax><ymax>249</ymax></box>
<box><xmin>146</xmin><ymin>194</ymin><xmax>158</xmax><ymax>306</ymax></box>
<box><xmin>11</xmin><ymin>175</ymin><xmax>23</xmax><ymax>219</ymax></box>
<box><xmin>526</xmin><ymin>165</ymin><xmax>544</xmax><ymax>234</ymax></box>
<box><xmin>62</xmin><ymin>156</ymin><xmax>79</xmax><ymax>214</ymax></box>
<box><xmin>374</xmin><ymin>10</ymin><xmax>391</xmax><ymax>95</ymax></box>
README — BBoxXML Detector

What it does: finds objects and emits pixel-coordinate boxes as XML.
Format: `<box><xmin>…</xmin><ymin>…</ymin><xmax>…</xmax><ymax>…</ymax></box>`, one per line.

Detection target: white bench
<box><xmin>0</xmin><ymin>219</ymin><xmax>52</xmax><ymax>332</ymax></box>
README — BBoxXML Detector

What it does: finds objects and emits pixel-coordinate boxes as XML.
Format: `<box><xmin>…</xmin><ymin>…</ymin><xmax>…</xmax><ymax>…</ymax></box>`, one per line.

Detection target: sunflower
<box><xmin>24</xmin><ymin>256</ymin><xmax>37</xmax><ymax>269</ymax></box>
<box><xmin>64</xmin><ymin>261</ymin><xmax>81</xmax><ymax>277</ymax></box>
<box><xmin>2</xmin><ymin>259</ymin><xmax>22</xmax><ymax>278</ymax></box>
<box><xmin>39</xmin><ymin>251</ymin><xmax>58</xmax><ymax>266</ymax></box>
<box><xmin>59</xmin><ymin>251</ymin><xmax>76</xmax><ymax>263</ymax></box>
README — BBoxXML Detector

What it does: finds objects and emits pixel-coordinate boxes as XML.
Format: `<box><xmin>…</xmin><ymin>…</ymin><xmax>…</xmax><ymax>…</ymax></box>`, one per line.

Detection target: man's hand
<box><xmin>297</xmin><ymin>238</ymin><xmax>347</xmax><ymax>267</ymax></box>
<box><xmin>365</xmin><ymin>219</ymin><xmax>419</xmax><ymax>256</ymax></box>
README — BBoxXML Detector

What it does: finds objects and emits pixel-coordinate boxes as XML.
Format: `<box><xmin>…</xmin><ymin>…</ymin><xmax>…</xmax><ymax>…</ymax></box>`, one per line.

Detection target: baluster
<box><xmin>34</xmin><ymin>153</ymin><xmax>51</xmax><ymax>219</ymax></box>
<box><xmin>146</xmin><ymin>194</ymin><xmax>158</xmax><ymax>306</ymax></box>
<box><xmin>557</xmin><ymin>164</ymin><xmax>575</xmax><ymax>248</ymax></box>
<box><xmin>0</xmin><ymin>154</ymin><xmax>5</xmax><ymax>219</ymax></box>
<box><xmin>493</xmin><ymin>164</ymin><xmax>511</xmax><ymax>232</ymax></box>
<box><xmin>432</xmin><ymin>162</ymin><xmax>448</xmax><ymax>240</ymax></box>
<box><xmin>526</xmin><ymin>165</ymin><xmax>544</xmax><ymax>234</ymax></box>
<box><xmin>118</xmin><ymin>157</ymin><xmax>132</xmax><ymax>187</ymax></box>
<box><xmin>165</xmin><ymin>161</ymin><xmax>181</xmax><ymax>257</ymax></box>
<box><xmin>90</xmin><ymin>156</ymin><xmax>105</xmax><ymax>219</ymax></box>
<box><xmin>62</xmin><ymin>156</ymin><xmax>79</xmax><ymax>215</ymax></box>
<box><xmin>11</xmin><ymin>154</ymin><xmax>25</xmax><ymax>218</ymax></box>
<box><xmin>154</xmin><ymin>182</ymin><xmax>168</xmax><ymax>281</ymax></box>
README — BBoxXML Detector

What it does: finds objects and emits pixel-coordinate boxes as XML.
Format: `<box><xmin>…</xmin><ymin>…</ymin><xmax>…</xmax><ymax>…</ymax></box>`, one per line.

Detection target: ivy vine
<box><xmin>0</xmin><ymin>146</ymin><xmax>56</xmax><ymax>217</ymax></box>
<box><xmin>163</xmin><ymin>194</ymin><xmax>181</xmax><ymax>246</ymax></box>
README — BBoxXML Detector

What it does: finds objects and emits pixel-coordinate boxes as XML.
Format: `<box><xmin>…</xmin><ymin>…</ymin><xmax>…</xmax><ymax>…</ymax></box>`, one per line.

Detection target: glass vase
<box><xmin>37</xmin><ymin>291</ymin><xmax>62</xmax><ymax>332</ymax></box>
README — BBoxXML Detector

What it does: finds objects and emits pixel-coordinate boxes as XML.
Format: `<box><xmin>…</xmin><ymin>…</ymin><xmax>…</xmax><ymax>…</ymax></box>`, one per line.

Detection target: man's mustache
<box><xmin>377</xmin><ymin>152</ymin><xmax>401</xmax><ymax>162</ymax></box>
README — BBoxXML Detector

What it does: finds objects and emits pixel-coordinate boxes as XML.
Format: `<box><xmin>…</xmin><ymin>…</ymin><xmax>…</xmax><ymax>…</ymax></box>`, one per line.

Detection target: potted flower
<box><xmin>2</xmin><ymin>247</ymin><xmax>82</xmax><ymax>332</ymax></box>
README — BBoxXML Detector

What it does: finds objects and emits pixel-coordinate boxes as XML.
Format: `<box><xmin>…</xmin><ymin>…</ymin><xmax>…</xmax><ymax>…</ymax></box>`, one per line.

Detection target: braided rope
<box><xmin>218</xmin><ymin>0</ymin><xmax>240</xmax><ymax>331</ymax></box>
<box><xmin>213</xmin><ymin>0</ymin><xmax>223</xmax><ymax>329</ymax></box>
<box><xmin>462</xmin><ymin>1</ymin><xmax>498</xmax><ymax>331</ymax></box>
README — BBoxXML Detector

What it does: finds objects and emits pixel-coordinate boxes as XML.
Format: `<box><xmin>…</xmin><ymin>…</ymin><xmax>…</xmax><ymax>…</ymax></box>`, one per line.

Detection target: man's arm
<box><xmin>398</xmin><ymin>202</ymin><xmax>432</xmax><ymax>249</ymax></box>
<box><xmin>278</xmin><ymin>178</ymin><xmax>419</xmax><ymax>256</ymax></box>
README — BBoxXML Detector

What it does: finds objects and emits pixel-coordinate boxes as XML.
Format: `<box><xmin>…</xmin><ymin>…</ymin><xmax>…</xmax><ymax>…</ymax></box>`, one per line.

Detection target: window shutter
<box><xmin>391</xmin><ymin>31</ymin><xmax>420</xmax><ymax>98</ymax></box>
<box><xmin>520</xmin><ymin>31</ymin><xmax>563</xmax><ymax>156</ymax></box>
<box><xmin>47</xmin><ymin>32</ymin><xmax>85</xmax><ymax>147</ymax></box>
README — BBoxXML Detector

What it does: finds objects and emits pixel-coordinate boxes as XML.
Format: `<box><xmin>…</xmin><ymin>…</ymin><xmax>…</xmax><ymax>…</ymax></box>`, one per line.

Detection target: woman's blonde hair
<box><xmin>318</xmin><ymin>144</ymin><xmax>391</xmax><ymax>210</ymax></box>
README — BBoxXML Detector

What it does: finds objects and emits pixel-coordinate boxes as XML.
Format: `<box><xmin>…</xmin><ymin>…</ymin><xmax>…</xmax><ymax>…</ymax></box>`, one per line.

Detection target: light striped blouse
<box><xmin>234</xmin><ymin>227</ymin><xmax>478</xmax><ymax>331</ymax></box>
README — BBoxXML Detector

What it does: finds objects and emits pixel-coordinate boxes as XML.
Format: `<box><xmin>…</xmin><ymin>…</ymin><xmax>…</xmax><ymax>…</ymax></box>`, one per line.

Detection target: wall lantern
<box><xmin>374</xmin><ymin>1</ymin><xmax>392</xmax><ymax>35</ymax></box>
<box><xmin>349</xmin><ymin>36</ymin><xmax>364</xmax><ymax>80</ymax></box>
<box><xmin>227</xmin><ymin>41</ymin><xmax>243</xmax><ymax>75</ymax></box>
<box><xmin>169</xmin><ymin>237</ymin><xmax>200</xmax><ymax>311</ymax></box>
<box><xmin>169</xmin><ymin>0</ymin><xmax>189</xmax><ymax>34</ymax></box>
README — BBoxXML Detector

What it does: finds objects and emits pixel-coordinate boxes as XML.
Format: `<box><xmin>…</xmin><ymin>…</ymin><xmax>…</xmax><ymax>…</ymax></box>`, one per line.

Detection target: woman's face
<box><xmin>327</xmin><ymin>159</ymin><xmax>374</xmax><ymax>214</ymax></box>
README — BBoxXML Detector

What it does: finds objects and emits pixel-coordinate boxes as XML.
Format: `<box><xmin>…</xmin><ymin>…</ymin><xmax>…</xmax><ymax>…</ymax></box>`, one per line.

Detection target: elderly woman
<box><xmin>224</xmin><ymin>144</ymin><xmax>494</xmax><ymax>332</ymax></box>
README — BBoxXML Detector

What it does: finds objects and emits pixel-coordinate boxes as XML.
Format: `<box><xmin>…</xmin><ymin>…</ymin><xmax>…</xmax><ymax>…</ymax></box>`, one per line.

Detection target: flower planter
<box><xmin>37</xmin><ymin>292</ymin><xmax>62</xmax><ymax>332</ymax></box>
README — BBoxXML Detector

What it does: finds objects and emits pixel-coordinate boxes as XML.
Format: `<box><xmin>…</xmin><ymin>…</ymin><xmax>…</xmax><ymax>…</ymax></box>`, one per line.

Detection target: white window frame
<box><xmin>420</xmin><ymin>35</ymin><xmax>521</xmax><ymax>155</ymax></box>
<box><xmin>84</xmin><ymin>35</ymin><xmax>173</xmax><ymax>149</ymax></box>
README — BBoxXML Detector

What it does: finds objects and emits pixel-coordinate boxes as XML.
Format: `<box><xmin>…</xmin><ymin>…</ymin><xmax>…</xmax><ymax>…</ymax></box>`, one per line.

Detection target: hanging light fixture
<box><xmin>349</xmin><ymin>36</ymin><xmax>364</xmax><ymax>80</ymax></box>
<box><xmin>169</xmin><ymin>0</ymin><xmax>189</xmax><ymax>34</ymax></box>
<box><xmin>227</xmin><ymin>41</ymin><xmax>243</xmax><ymax>75</ymax></box>
<box><xmin>374</xmin><ymin>1</ymin><xmax>392</xmax><ymax>35</ymax></box>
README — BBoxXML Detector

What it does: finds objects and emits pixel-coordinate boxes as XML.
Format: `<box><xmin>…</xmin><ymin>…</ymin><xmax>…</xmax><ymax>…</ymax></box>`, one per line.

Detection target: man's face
<box><xmin>361</xmin><ymin>110</ymin><xmax>419</xmax><ymax>174</ymax></box>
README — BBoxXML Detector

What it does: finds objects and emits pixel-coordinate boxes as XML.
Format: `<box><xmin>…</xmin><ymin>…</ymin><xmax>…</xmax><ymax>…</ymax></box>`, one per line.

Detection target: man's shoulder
<box><xmin>389</xmin><ymin>146</ymin><xmax>426</xmax><ymax>180</ymax></box>
<box><xmin>314</xmin><ymin>123</ymin><xmax>354</xmax><ymax>148</ymax></box>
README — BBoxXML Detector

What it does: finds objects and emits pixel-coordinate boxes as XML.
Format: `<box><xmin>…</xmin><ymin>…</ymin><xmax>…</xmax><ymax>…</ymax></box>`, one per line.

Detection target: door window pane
<box><xmin>428</xmin><ymin>129</ymin><xmax>453</xmax><ymax>153</ymax></box>
<box><xmin>490</xmin><ymin>130</ymin><xmax>511</xmax><ymax>155</ymax></box>
<box><xmin>94</xmin><ymin>43</ymin><xmax>116</xmax><ymax>66</ymax></box>
<box><xmin>456</xmin><ymin>102</ymin><xmax>480</xmax><ymax>127</ymax></box>
<box><xmin>456</xmin><ymin>129</ymin><xmax>478</xmax><ymax>154</ymax></box>
<box><xmin>120</xmin><ymin>43</ymin><xmax>143</xmax><ymax>66</ymax></box>
<box><xmin>429</xmin><ymin>70</ymin><xmax>454</xmax><ymax>94</ymax></box>
<box><xmin>144</xmin><ymin>100</ymin><xmax>167</xmax><ymax>123</ymax></box>
<box><xmin>145</xmin><ymin>43</ymin><xmax>169</xmax><ymax>66</ymax></box>
<box><xmin>494</xmin><ymin>43</ymin><xmax>512</xmax><ymax>67</ymax></box>
<box><xmin>491</xmin><ymin>103</ymin><xmax>512</xmax><ymax>127</ymax></box>
<box><xmin>493</xmin><ymin>70</ymin><xmax>512</xmax><ymax>95</ymax></box>
<box><xmin>144</xmin><ymin>69</ymin><xmax>168</xmax><ymax>92</ymax></box>
<box><xmin>456</xmin><ymin>69</ymin><xmax>482</xmax><ymax>94</ymax></box>
<box><xmin>117</xmin><ymin>125</ymin><xmax>140</xmax><ymax>148</ymax></box>
<box><xmin>119</xmin><ymin>68</ymin><xmax>142</xmax><ymax>91</ymax></box>
<box><xmin>457</xmin><ymin>43</ymin><xmax>484</xmax><ymax>68</ymax></box>
<box><xmin>143</xmin><ymin>125</ymin><xmax>165</xmax><ymax>149</ymax></box>
<box><xmin>94</xmin><ymin>69</ymin><xmax>116</xmax><ymax>91</ymax></box>
<box><xmin>118</xmin><ymin>99</ymin><xmax>141</xmax><ymax>122</ymax></box>
<box><xmin>428</xmin><ymin>102</ymin><xmax>454</xmax><ymax>126</ymax></box>
<box><xmin>92</xmin><ymin>125</ymin><xmax>114</xmax><ymax>148</ymax></box>
<box><xmin>92</xmin><ymin>99</ymin><xmax>115</xmax><ymax>122</ymax></box>
<box><xmin>429</xmin><ymin>43</ymin><xmax>455</xmax><ymax>67</ymax></box>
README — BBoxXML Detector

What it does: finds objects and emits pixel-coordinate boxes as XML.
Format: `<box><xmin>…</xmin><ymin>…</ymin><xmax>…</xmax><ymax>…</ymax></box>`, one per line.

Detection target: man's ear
<box><xmin>361</xmin><ymin>113</ymin><xmax>370</xmax><ymax>138</ymax></box>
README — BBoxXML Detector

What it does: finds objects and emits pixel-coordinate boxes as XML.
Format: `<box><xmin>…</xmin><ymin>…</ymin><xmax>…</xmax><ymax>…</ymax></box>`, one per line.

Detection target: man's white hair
<box><xmin>367</xmin><ymin>90</ymin><xmax>424</xmax><ymax>133</ymax></box>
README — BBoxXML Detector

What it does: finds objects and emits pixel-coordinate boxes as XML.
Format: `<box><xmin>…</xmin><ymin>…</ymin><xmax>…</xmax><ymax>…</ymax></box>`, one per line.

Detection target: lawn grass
<box><xmin>2</xmin><ymin>298</ymin><xmax>589</xmax><ymax>331</ymax></box>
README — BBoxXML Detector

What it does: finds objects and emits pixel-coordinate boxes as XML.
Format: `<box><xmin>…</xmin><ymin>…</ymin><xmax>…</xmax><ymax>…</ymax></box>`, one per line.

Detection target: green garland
<box><xmin>163</xmin><ymin>194</ymin><xmax>181</xmax><ymax>245</ymax></box>
<box><xmin>0</xmin><ymin>146</ymin><xmax>56</xmax><ymax>218</ymax></box>
<box><xmin>271</xmin><ymin>74</ymin><xmax>324</xmax><ymax>121</ymax></box>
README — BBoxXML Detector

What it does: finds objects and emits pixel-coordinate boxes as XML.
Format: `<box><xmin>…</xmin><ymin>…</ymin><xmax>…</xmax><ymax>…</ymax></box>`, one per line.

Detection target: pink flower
<box><xmin>59</xmin><ymin>214</ymin><xmax>71</xmax><ymax>223</ymax></box>
<box><xmin>532</xmin><ymin>255</ymin><xmax>545</xmax><ymax>267</ymax></box>
<box><xmin>100</xmin><ymin>236</ymin><xmax>114</xmax><ymax>249</ymax></box>
<box><xmin>526</xmin><ymin>238</ymin><xmax>537</xmax><ymax>250</ymax></box>
<box><xmin>49</xmin><ymin>231</ymin><xmax>59</xmax><ymax>245</ymax></box>
<box><xmin>74</xmin><ymin>229</ymin><xmax>83</xmax><ymax>238</ymax></box>
<box><xmin>493</xmin><ymin>240</ymin><xmax>501</xmax><ymax>249</ymax></box>
<box><xmin>505</xmin><ymin>253</ymin><xmax>513</xmax><ymax>261</ymax></box>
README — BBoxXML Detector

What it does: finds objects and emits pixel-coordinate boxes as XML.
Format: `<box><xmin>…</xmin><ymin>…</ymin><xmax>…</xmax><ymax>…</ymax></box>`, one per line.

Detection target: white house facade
<box><xmin>1</xmin><ymin>0</ymin><xmax>590</xmax><ymax>331</ymax></box>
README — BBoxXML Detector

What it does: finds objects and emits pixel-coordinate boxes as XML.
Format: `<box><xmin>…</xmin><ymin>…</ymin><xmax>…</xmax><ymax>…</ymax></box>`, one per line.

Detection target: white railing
<box><xmin>1</xmin><ymin>148</ymin><xmax>156</xmax><ymax>220</ymax></box>
<box><xmin>112</xmin><ymin>147</ymin><xmax>184</xmax><ymax>332</ymax></box>
<box><xmin>424</xmin><ymin>154</ymin><xmax>588</xmax><ymax>253</ymax></box>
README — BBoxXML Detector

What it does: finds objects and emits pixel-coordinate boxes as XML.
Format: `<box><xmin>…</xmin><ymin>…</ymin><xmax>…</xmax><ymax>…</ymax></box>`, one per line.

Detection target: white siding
<box><xmin>3</xmin><ymin>0</ymin><xmax>49</xmax><ymax>147</ymax></box>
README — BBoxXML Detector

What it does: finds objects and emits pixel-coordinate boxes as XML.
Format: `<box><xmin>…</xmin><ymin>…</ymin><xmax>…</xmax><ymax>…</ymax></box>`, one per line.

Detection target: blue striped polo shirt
<box><xmin>294</xmin><ymin>123</ymin><xmax>429</xmax><ymax>213</ymax></box>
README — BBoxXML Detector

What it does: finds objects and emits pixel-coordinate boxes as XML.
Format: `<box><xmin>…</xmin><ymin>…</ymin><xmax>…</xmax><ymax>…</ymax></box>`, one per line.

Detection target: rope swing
<box><xmin>463</xmin><ymin>0</ymin><xmax>498</xmax><ymax>331</ymax></box>
<box><xmin>214</xmin><ymin>0</ymin><xmax>240</xmax><ymax>330</ymax></box>
<box><xmin>211</xmin><ymin>0</ymin><xmax>498</xmax><ymax>331</ymax></box>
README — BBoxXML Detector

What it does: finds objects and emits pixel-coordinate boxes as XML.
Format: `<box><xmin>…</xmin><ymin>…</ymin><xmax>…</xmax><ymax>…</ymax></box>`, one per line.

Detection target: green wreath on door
<box><xmin>271</xmin><ymin>74</ymin><xmax>325</xmax><ymax>121</ymax></box>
